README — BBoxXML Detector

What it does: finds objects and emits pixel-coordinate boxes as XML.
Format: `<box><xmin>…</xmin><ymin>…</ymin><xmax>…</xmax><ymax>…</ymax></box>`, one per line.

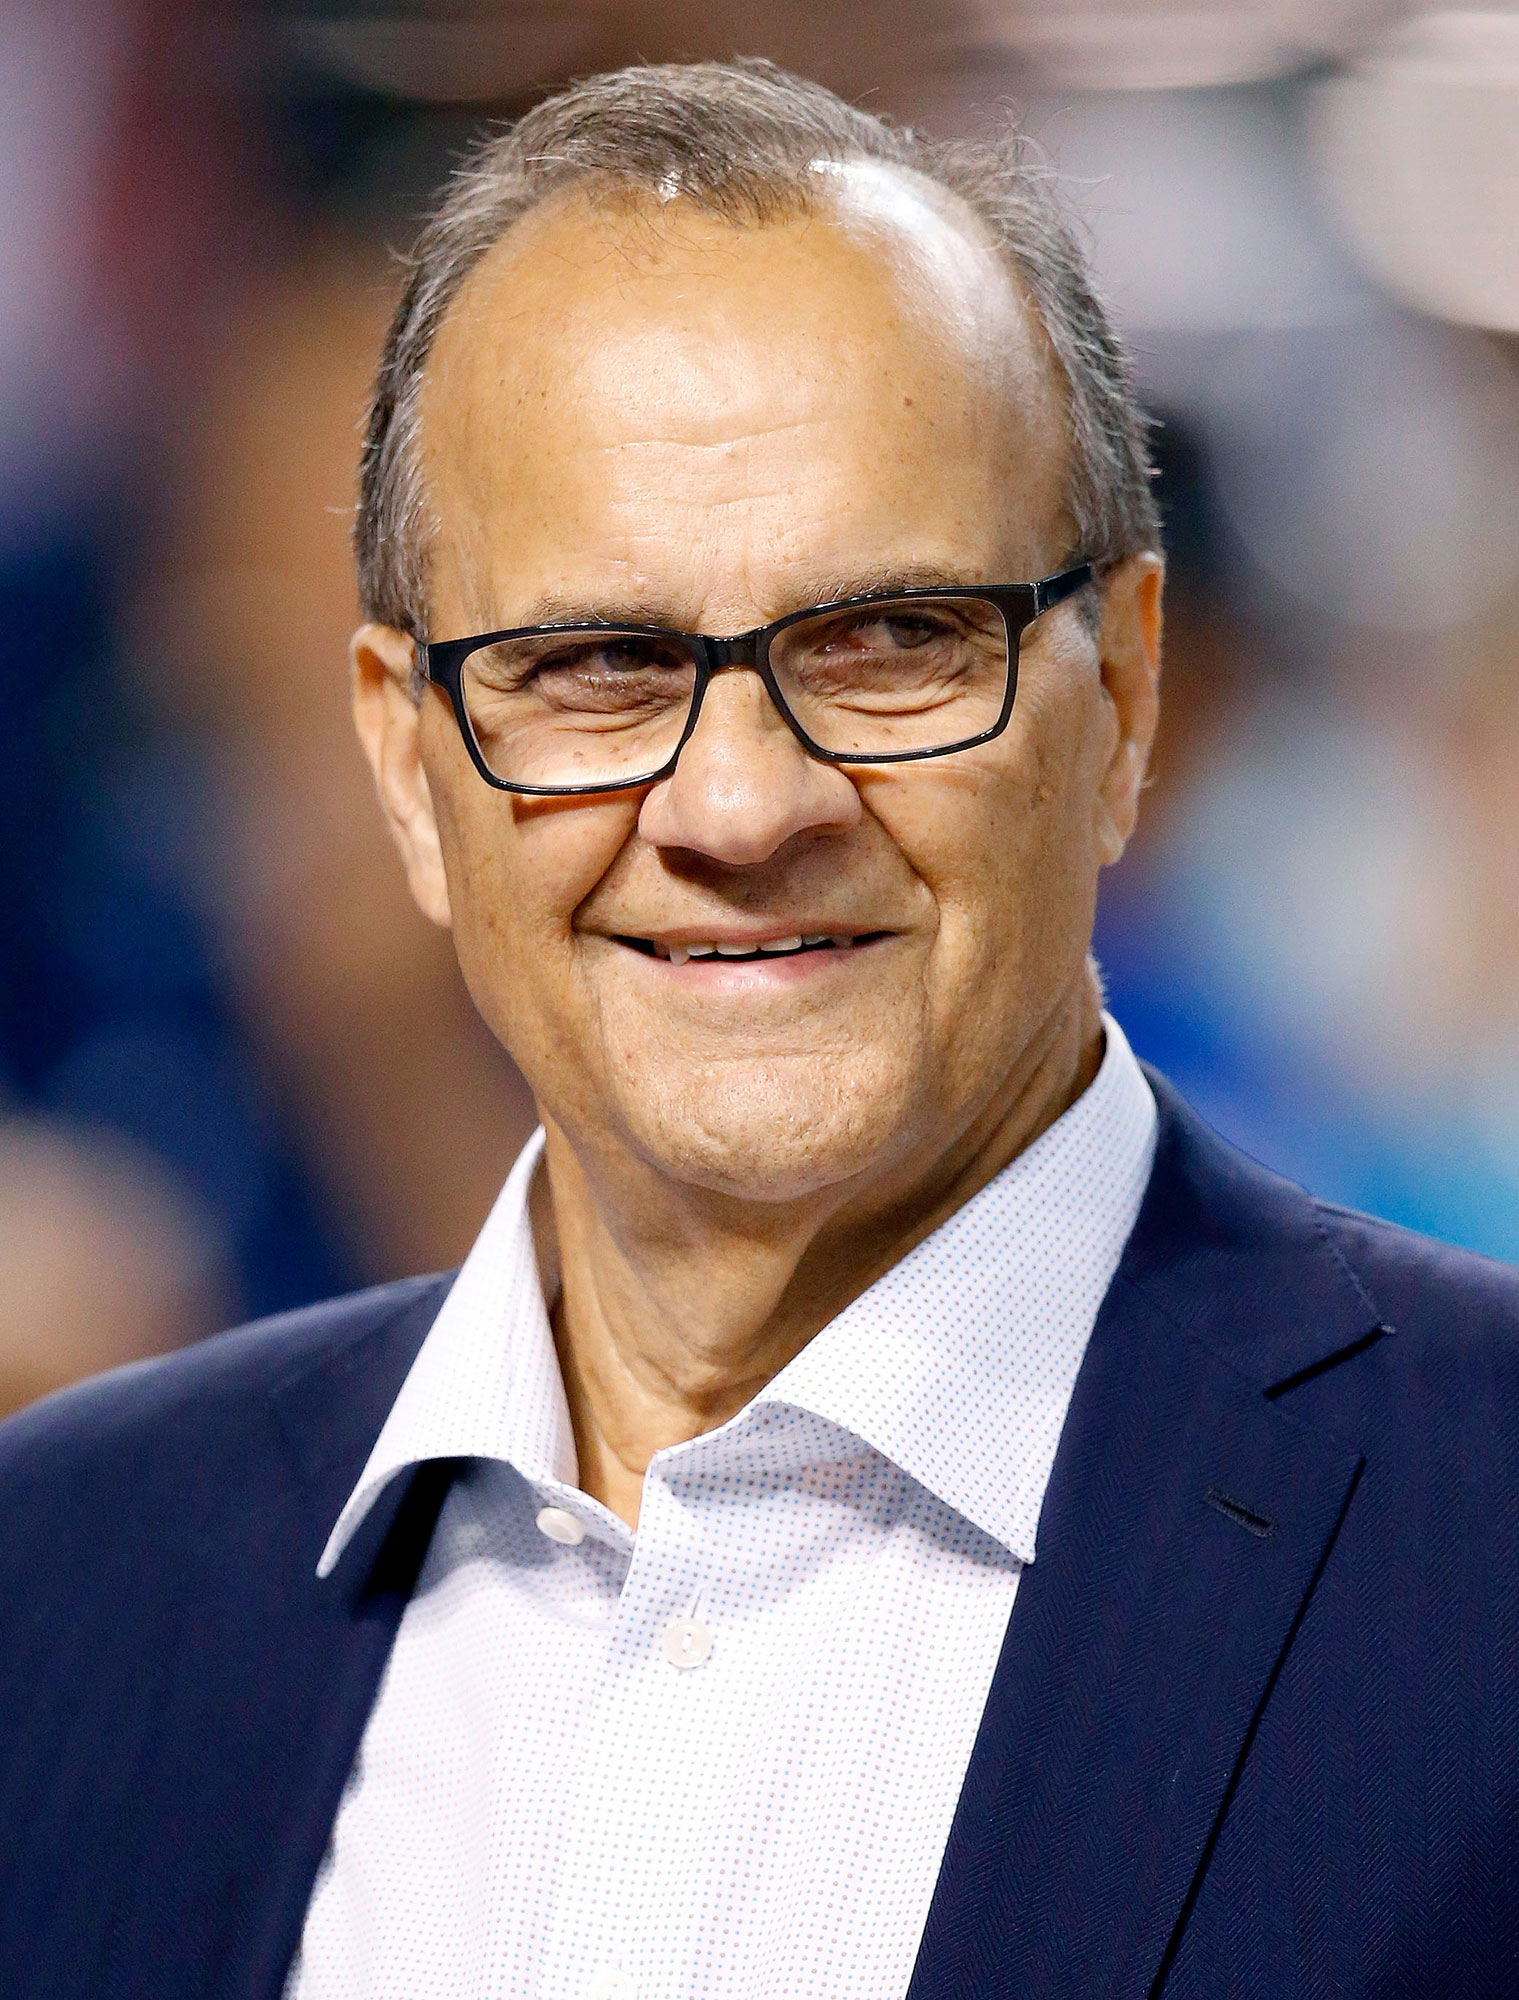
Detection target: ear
<box><xmin>351</xmin><ymin>622</ymin><xmax>454</xmax><ymax>929</ymax></box>
<box><xmin>1090</xmin><ymin>552</ymin><xmax>1164</xmax><ymax>867</ymax></box>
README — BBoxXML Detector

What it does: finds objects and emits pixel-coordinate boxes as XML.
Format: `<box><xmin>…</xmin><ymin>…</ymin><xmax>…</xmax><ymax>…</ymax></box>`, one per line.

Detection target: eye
<box><xmin>464</xmin><ymin>631</ymin><xmax>691</xmax><ymax>695</ymax></box>
<box><xmin>535</xmin><ymin>636</ymin><xmax>676</xmax><ymax>677</ymax></box>
<box><xmin>824</xmin><ymin>611</ymin><xmax>960</xmax><ymax>653</ymax></box>
<box><xmin>874</xmin><ymin>613</ymin><xmax>954</xmax><ymax>649</ymax></box>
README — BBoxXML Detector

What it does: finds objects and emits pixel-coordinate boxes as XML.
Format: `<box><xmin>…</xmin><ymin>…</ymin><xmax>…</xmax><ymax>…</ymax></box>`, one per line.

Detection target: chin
<box><xmin>611</xmin><ymin>1046</ymin><xmax>930</xmax><ymax>1205</ymax></box>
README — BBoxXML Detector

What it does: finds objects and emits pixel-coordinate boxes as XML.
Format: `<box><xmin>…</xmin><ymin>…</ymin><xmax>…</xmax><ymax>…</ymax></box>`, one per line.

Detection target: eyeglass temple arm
<box><xmin>1031</xmin><ymin>562</ymin><xmax>1094</xmax><ymax>617</ymax></box>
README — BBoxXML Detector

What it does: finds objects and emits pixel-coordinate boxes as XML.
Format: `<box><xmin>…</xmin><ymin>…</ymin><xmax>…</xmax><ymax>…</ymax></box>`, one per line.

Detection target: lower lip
<box><xmin>614</xmin><ymin>937</ymin><xmax>886</xmax><ymax>985</ymax></box>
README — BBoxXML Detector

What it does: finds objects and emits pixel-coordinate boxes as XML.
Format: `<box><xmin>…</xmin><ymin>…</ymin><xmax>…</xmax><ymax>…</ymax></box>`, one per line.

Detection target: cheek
<box><xmin>860</xmin><ymin>696</ymin><xmax>1099</xmax><ymax>1004</ymax></box>
<box><xmin>425</xmin><ymin>747</ymin><xmax>638</xmax><ymax>1017</ymax></box>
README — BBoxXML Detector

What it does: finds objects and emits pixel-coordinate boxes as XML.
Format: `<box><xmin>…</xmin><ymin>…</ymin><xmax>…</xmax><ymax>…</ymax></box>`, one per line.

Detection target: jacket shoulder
<box><xmin>1136</xmin><ymin>1069</ymin><xmax>1519</xmax><ymax>1404</ymax></box>
<box><xmin>0</xmin><ymin>1273</ymin><xmax>453</xmax><ymax>1504</ymax></box>
<box><xmin>1313</xmin><ymin>1197</ymin><xmax>1519</xmax><ymax>1349</ymax></box>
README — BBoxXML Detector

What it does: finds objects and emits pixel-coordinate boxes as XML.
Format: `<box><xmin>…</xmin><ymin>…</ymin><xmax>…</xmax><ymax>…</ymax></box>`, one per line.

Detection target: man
<box><xmin>2</xmin><ymin>58</ymin><xmax>1516</xmax><ymax>2000</ymax></box>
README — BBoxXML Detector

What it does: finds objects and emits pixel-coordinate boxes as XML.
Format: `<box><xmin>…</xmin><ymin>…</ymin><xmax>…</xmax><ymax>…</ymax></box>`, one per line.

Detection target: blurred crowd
<box><xmin>3</xmin><ymin>0</ymin><xmax>1517</xmax><ymax>1413</ymax></box>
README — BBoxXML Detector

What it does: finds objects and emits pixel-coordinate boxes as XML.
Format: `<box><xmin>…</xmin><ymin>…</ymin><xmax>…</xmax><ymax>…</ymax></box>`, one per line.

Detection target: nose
<box><xmin>637</xmin><ymin>667</ymin><xmax>862</xmax><ymax>866</ymax></box>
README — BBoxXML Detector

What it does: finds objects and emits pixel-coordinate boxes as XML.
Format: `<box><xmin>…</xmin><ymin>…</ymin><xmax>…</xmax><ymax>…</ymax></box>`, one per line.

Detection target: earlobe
<box><xmin>351</xmin><ymin>623</ymin><xmax>455</xmax><ymax>930</ymax></box>
<box><xmin>1093</xmin><ymin>553</ymin><xmax>1164</xmax><ymax>866</ymax></box>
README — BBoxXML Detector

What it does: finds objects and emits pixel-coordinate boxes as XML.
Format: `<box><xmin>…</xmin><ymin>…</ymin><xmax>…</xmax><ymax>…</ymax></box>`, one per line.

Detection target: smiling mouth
<box><xmin>615</xmin><ymin>932</ymin><xmax>889</xmax><ymax>966</ymax></box>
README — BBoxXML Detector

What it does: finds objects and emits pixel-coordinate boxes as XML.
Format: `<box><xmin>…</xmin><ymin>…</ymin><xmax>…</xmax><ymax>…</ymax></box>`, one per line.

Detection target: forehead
<box><xmin>420</xmin><ymin>163</ymin><xmax>1069</xmax><ymax>620</ymax></box>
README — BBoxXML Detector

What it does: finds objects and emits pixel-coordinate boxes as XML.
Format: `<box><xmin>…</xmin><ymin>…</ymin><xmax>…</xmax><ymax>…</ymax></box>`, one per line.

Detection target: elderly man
<box><xmin>3</xmin><ymin>58</ymin><xmax>1517</xmax><ymax>2000</ymax></box>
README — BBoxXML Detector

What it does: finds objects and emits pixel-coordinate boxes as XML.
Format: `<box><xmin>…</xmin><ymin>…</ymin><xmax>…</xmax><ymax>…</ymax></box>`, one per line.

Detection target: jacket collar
<box><xmin>1129</xmin><ymin>1066</ymin><xmax>1382</xmax><ymax>1392</ymax></box>
<box><xmin>906</xmin><ymin>1070</ymin><xmax>1380</xmax><ymax>2000</ymax></box>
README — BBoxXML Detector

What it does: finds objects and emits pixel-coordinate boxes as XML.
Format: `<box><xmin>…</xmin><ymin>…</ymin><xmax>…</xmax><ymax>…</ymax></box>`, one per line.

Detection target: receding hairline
<box><xmin>355</xmin><ymin>59</ymin><xmax>1161</xmax><ymax>640</ymax></box>
<box><xmin>418</xmin><ymin>158</ymin><xmax>1067</xmax><ymax>462</ymax></box>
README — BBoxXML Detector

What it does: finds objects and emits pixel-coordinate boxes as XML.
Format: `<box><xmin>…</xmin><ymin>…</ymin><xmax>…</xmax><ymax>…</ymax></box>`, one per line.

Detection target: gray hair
<box><xmin>356</xmin><ymin>57</ymin><xmax>1159</xmax><ymax>638</ymax></box>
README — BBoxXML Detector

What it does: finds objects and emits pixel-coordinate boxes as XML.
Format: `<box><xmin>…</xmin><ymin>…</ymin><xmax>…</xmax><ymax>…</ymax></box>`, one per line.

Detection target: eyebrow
<box><xmin>485</xmin><ymin>562</ymin><xmax>983</xmax><ymax>635</ymax></box>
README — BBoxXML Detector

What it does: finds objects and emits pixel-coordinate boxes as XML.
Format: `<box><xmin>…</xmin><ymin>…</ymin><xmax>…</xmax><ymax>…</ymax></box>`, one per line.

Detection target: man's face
<box><xmin>361</xmin><ymin>165</ymin><xmax>1160</xmax><ymax>1208</ymax></box>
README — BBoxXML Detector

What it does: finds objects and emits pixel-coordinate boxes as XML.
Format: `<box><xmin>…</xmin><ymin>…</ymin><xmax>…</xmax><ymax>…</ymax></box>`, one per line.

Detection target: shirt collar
<box><xmin>318</xmin><ymin>1128</ymin><xmax>565</xmax><ymax>1576</ymax></box>
<box><xmin>319</xmin><ymin>1015</ymin><xmax>1155</xmax><ymax>1577</ymax></box>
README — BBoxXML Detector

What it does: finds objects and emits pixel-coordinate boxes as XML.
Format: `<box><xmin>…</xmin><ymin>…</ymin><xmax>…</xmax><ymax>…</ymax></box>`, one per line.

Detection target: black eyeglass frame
<box><xmin>418</xmin><ymin>562</ymin><xmax>1093</xmax><ymax>797</ymax></box>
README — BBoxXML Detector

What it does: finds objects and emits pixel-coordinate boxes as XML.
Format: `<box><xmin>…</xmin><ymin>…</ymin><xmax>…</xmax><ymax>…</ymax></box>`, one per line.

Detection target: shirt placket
<box><xmin>532</xmin><ymin>1449</ymin><xmax>731</xmax><ymax>2000</ymax></box>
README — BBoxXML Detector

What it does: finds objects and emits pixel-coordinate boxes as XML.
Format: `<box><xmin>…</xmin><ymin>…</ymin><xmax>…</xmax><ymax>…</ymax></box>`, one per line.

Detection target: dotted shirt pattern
<box><xmin>287</xmin><ymin>1015</ymin><xmax>1157</xmax><ymax>2000</ymax></box>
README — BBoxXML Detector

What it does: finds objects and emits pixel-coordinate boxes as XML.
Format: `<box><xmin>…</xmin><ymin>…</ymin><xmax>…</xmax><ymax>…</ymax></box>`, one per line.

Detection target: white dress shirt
<box><xmin>286</xmin><ymin>1015</ymin><xmax>1156</xmax><ymax>2000</ymax></box>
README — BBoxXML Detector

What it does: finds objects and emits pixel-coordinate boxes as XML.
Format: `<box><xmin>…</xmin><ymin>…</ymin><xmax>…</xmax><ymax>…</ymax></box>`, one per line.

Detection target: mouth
<box><xmin>613</xmin><ymin>931</ymin><xmax>890</xmax><ymax>966</ymax></box>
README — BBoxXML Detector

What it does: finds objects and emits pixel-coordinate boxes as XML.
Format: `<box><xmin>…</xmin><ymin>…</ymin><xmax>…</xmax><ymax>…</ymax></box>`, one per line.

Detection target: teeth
<box><xmin>655</xmin><ymin>935</ymin><xmax>845</xmax><ymax>962</ymax></box>
<box><xmin>831</xmin><ymin>935</ymin><xmax>855</xmax><ymax>948</ymax></box>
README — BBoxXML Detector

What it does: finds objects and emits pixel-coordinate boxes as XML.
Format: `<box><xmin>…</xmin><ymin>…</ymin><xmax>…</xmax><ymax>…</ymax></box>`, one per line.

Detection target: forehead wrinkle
<box><xmin>431</xmin><ymin>348</ymin><xmax>836</xmax><ymax>538</ymax></box>
<box><xmin>596</xmin><ymin>418</ymin><xmax>822</xmax><ymax>454</ymax></box>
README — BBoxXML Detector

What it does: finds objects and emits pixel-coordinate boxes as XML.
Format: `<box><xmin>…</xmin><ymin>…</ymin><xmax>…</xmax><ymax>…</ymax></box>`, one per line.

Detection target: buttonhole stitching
<box><xmin>1204</xmin><ymin>1485</ymin><xmax>1276</xmax><ymax>1538</ymax></box>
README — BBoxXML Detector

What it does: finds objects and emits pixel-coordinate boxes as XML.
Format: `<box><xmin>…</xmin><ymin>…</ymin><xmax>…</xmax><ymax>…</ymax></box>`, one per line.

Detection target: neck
<box><xmin>539</xmin><ymin>971</ymin><xmax>1105</xmax><ymax>1528</ymax></box>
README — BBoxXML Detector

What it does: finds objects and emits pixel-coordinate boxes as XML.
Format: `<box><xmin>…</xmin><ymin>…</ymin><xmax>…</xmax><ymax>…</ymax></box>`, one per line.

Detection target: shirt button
<box><xmin>585</xmin><ymin>1971</ymin><xmax>637</xmax><ymax>2000</ymax></box>
<box><xmin>535</xmin><ymin>1505</ymin><xmax>585</xmax><ymax>1546</ymax></box>
<box><xmin>660</xmin><ymin>1614</ymin><xmax>712</xmax><ymax>1669</ymax></box>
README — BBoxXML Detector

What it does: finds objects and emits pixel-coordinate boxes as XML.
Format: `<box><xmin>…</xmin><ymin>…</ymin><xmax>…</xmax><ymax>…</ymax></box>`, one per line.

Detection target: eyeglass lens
<box><xmin>770</xmin><ymin>597</ymin><xmax>1009</xmax><ymax>757</ymax></box>
<box><xmin>461</xmin><ymin>631</ymin><xmax>696</xmax><ymax>790</ymax></box>
<box><xmin>456</xmin><ymin>596</ymin><xmax>1013</xmax><ymax>789</ymax></box>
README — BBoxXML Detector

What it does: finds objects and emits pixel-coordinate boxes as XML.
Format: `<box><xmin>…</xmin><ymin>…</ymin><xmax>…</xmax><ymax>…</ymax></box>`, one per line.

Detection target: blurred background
<box><xmin>2</xmin><ymin>0</ymin><xmax>1517</xmax><ymax>1413</ymax></box>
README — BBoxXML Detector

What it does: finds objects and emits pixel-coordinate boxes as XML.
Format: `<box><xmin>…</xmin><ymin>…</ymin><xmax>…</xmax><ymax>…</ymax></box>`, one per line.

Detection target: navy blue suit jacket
<box><xmin>3</xmin><ymin>1073</ymin><xmax>1518</xmax><ymax>1997</ymax></box>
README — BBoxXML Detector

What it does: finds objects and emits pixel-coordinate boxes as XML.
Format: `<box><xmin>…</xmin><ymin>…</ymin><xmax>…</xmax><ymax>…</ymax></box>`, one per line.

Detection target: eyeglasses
<box><xmin>418</xmin><ymin>563</ymin><xmax>1092</xmax><ymax>796</ymax></box>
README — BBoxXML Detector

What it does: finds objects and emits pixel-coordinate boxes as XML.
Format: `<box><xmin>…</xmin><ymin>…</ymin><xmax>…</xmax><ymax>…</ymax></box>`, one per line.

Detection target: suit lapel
<box><xmin>908</xmin><ymin>1084</ymin><xmax>1378</xmax><ymax>2000</ymax></box>
<box><xmin>231</xmin><ymin>1456</ymin><xmax>461</xmax><ymax>1999</ymax></box>
<box><xmin>100</xmin><ymin>1279</ymin><xmax>456</xmax><ymax>2000</ymax></box>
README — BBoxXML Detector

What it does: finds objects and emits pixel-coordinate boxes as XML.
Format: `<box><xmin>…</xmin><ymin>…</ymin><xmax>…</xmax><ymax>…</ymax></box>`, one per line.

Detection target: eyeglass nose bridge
<box><xmin>701</xmin><ymin>631</ymin><xmax>763</xmax><ymax>672</ymax></box>
<box><xmin>682</xmin><ymin>627</ymin><xmax>823</xmax><ymax>767</ymax></box>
